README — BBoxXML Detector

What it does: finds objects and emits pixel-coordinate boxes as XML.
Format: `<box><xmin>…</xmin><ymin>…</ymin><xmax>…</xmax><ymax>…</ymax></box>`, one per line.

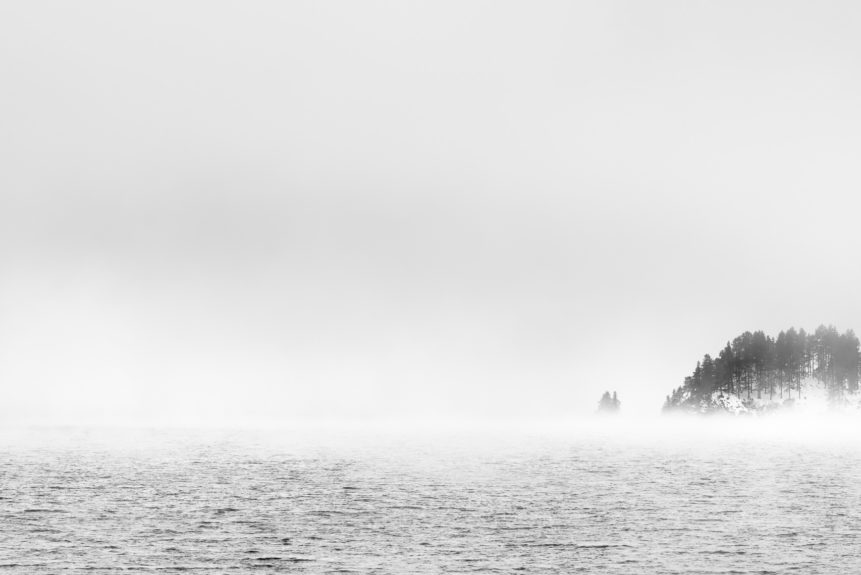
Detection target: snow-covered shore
<box><xmin>666</xmin><ymin>378</ymin><xmax>861</xmax><ymax>416</ymax></box>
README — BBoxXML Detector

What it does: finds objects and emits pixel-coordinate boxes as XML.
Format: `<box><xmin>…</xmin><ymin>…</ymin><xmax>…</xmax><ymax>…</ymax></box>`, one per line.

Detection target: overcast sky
<box><xmin>2</xmin><ymin>1</ymin><xmax>861</xmax><ymax>424</ymax></box>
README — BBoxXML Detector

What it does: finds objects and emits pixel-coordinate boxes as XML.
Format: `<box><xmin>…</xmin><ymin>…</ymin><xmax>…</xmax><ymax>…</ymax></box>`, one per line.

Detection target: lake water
<box><xmin>2</xmin><ymin>422</ymin><xmax>861</xmax><ymax>574</ymax></box>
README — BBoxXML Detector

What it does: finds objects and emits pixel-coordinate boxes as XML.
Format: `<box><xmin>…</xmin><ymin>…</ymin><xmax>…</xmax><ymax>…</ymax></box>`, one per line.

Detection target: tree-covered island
<box><xmin>663</xmin><ymin>325</ymin><xmax>861</xmax><ymax>414</ymax></box>
<box><xmin>598</xmin><ymin>391</ymin><xmax>621</xmax><ymax>414</ymax></box>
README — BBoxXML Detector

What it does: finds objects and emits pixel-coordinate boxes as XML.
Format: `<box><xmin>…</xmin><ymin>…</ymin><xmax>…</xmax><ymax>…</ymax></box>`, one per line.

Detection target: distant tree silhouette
<box><xmin>598</xmin><ymin>391</ymin><xmax>621</xmax><ymax>413</ymax></box>
<box><xmin>664</xmin><ymin>325</ymin><xmax>861</xmax><ymax>411</ymax></box>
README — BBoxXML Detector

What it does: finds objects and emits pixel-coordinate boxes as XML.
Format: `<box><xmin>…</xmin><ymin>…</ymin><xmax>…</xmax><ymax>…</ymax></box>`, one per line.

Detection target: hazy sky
<box><xmin>2</xmin><ymin>1</ymin><xmax>861</xmax><ymax>424</ymax></box>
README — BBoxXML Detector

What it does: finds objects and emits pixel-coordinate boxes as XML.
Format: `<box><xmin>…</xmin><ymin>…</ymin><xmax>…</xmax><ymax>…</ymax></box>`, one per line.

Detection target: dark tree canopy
<box><xmin>664</xmin><ymin>325</ymin><xmax>861</xmax><ymax>412</ymax></box>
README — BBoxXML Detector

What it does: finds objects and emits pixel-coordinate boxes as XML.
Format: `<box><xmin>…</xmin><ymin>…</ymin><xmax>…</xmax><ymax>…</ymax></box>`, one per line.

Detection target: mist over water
<box><xmin>3</xmin><ymin>2</ymin><xmax>861</xmax><ymax>571</ymax></box>
<box><xmin>4</xmin><ymin>1</ymin><xmax>861</xmax><ymax>423</ymax></box>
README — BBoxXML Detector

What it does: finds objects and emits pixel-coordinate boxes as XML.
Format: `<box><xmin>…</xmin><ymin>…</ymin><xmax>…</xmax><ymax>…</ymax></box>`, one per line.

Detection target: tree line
<box><xmin>664</xmin><ymin>325</ymin><xmax>861</xmax><ymax>410</ymax></box>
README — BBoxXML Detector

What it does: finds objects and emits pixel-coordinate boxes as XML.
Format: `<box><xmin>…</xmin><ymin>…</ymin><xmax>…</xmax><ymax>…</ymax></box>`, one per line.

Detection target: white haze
<box><xmin>2</xmin><ymin>1</ymin><xmax>861</xmax><ymax>425</ymax></box>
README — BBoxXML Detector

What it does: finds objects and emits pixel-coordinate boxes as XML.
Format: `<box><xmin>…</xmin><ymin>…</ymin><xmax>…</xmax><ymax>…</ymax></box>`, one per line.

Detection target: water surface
<box><xmin>1</xmin><ymin>424</ymin><xmax>860</xmax><ymax>573</ymax></box>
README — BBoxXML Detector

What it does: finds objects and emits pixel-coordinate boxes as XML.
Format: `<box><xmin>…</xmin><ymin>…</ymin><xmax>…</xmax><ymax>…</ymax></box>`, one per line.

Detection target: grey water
<box><xmin>2</xmin><ymin>424</ymin><xmax>861</xmax><ymax>574</ymax></box>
